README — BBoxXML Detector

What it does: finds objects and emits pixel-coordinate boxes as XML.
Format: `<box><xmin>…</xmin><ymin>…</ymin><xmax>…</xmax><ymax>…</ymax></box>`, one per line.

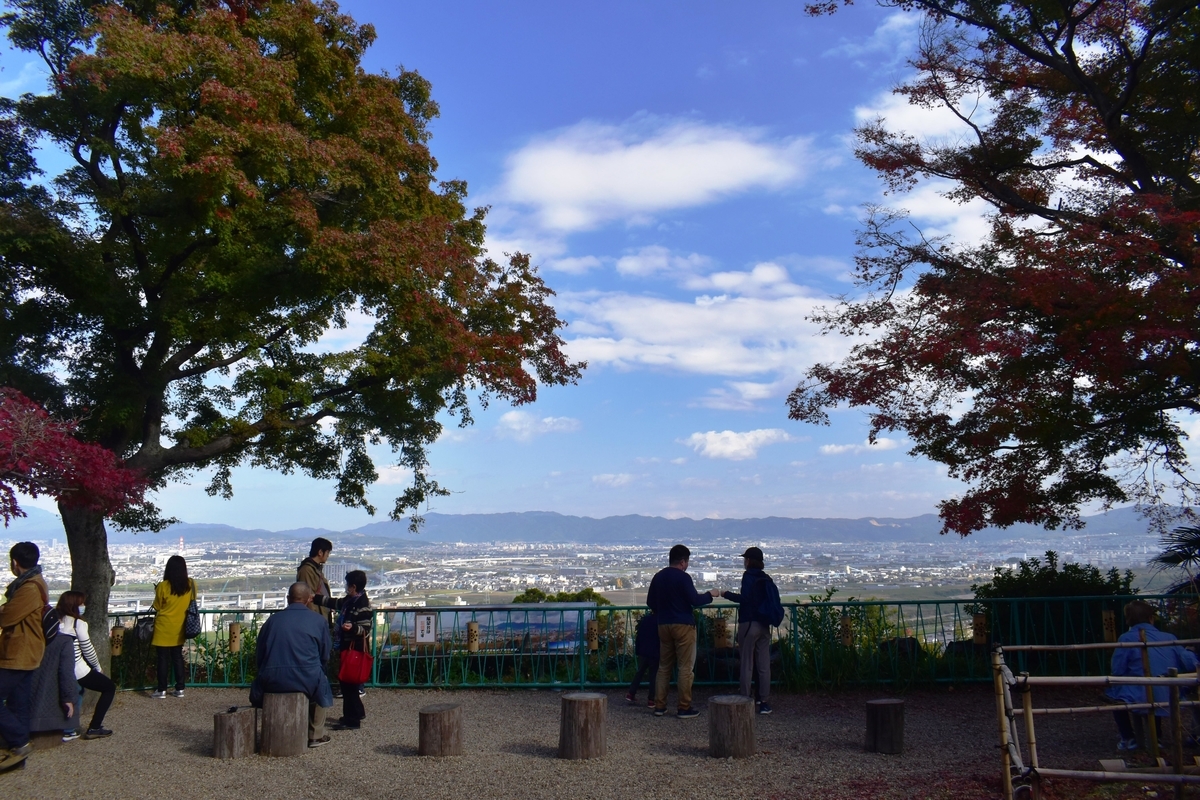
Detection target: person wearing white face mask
<box><xmin>56</xmin><ymin>591</ymin><xmax>115</xmax><ymax>740</ymax></box>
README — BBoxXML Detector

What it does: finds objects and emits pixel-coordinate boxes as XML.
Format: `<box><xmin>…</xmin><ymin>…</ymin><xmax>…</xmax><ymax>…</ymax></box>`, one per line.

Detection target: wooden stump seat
<box><xmin>260</xmin><ymin>693</ymin><xmax>308</xmax><ymax>757</ymax></box>
<box><xmin>419</xmin><ymin>703</ymin><xmax>464</xmax><ymax>756</ymax></box>
<box><xmin>865</xmin><ymin>698</ymin><xmax>904</xmax><ymax>755</ymax></box>
<box><xmin>213</xmin><ymin>707</ymin><xmax>256</xmax><ymax>759</ymax></box>
<box><xmin>558</xmin><ymin>692</ymin><xmax>606</xmax><ymax>760</ymax></box>
<box><xmin>709</xmin><ymin>695</ymin><xmax>755</xmax><ymax>758</ymax></box>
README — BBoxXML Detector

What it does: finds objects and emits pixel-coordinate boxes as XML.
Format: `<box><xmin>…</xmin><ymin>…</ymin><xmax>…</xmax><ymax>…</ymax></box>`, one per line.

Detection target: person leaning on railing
<box><xmin>1107</xmin><ymin>599</ymin><xmax>1198</xmax><ymax>751</ymax></box>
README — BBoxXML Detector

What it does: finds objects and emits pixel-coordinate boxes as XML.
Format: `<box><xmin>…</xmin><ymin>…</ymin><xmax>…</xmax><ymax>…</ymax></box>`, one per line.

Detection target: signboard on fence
<box><xmin>415</xmin><ymin>612</ymin><xmax>437</xmax><ymax>643</ymax></box>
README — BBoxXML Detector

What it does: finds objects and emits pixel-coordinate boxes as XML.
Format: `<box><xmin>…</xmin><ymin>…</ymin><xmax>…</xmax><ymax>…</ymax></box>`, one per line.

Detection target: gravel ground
<box><xmin>2</xmin><ymin>683</ymin><xmax>1193</xmax><ymax>799</ymax></box>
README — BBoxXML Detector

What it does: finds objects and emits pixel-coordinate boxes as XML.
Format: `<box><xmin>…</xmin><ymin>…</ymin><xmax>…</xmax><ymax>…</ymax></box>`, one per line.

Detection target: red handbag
<box><xmin>337</xmin><ymin>645</ymin><xmax>373</xmax><ymax>684</ymax></box>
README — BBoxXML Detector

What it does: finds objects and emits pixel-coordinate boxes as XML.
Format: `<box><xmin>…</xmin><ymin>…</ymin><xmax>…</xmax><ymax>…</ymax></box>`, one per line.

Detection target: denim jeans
<box><xmin>0</xmin><ymin>668</ymin><xmax>33</xmax><ymax>748</ymax></box>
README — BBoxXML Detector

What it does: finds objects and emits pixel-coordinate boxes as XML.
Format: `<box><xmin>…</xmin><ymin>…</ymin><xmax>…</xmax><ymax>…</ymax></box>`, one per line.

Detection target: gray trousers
<box><xmin>737</xmin><ymin>621</ymin><xmax>771</xmax><ymax>702</ymax></box>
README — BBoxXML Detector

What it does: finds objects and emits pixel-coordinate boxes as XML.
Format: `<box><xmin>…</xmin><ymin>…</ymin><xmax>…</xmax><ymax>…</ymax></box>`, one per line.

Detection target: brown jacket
<box><xmin>0</xmin><ymin>573</ymin><xmax>48</xmax><ymax>670</ymax></box>
<box><xmin>296</xmin><ymin>558</ymin><xmax>332</xmax><ymax>622</ymax></box>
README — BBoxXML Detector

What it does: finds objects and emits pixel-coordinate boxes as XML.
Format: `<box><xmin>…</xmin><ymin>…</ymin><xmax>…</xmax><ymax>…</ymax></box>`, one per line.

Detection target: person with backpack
<box><xmin>56</xmin><ymin>591</ymin><xmax>116</xmax><ymax>740</ymax></box>
<box><xmin>150</xmin><ymin>555</ymin><xmax>196</xmax><ymax>699</ymax></box>
<box><xmin>0</xmin><ymin>541</ymin><xmax>49</xmax><ymax>766</ymax></box>
<box><xmin>721</xmin><ymin>546</ymin><xmax>783</xmax><ymax>715</ymax></box>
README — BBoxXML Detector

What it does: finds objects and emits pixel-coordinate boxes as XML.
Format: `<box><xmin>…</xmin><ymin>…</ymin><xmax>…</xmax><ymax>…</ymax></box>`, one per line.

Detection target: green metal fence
<box><xmin>105</xmin><ymin>594</ymin><xmax>1200</xmax><ymax>691</ymax></box>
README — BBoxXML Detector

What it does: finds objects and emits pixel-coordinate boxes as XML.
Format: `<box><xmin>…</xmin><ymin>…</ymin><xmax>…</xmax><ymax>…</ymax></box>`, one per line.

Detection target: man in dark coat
<box><xmin>646</xmin><ymin>544</ymin><xmax>718</xmax><ymax>718</ymax></box>
<box><xmin>249</xmin><ymin>583</ymin><xmax>334</xmax><ymax>747</ymax></box>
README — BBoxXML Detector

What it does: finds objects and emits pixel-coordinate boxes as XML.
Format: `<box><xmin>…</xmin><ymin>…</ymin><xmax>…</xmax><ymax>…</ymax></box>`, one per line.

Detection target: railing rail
<box><xmin>104</xmin><ymin>593</ymin><xmax>1200</xmax><ymax>691</ymax></box>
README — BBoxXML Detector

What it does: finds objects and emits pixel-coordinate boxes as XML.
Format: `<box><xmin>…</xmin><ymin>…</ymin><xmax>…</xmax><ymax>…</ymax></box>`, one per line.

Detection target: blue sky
<box><xmin>3</xmin><ymin>1</ymin><xmax>1002</xmax><ymax>530</ymax></box>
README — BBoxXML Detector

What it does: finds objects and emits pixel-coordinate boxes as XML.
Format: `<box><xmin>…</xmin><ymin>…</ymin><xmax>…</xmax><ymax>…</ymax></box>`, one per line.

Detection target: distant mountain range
<box><xmin>3</xmin><ymin>504</ymin><xmax>1159</xmax><ymax>546</ymax></box>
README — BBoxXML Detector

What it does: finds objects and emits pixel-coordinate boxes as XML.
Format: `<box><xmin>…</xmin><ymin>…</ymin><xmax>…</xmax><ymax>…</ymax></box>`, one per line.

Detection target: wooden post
<box><xmin>213</xmin><ymin>707</ymin><xmax>256</xmax><ymax>759</ymax></box>
<box><xmin>1102</xmin><ymin>610</ymin><xmax>1117</xmax><ymax>643</ymax></box>
<box><xmin>993</xmin><ymin>650</ymin><xmax>1015</xmax><ymax>800</ymax></box>
<box><xmin>558</xmin><ymin>692</ymin><xmax>606</xmax><ymax>760</ymax></box>
<box><xmin>713</xmin><ymin>616</ymin><xmax>730</xmax><ymax>649</ymax></box>
<box><xmin>1169</xmin><ymin>668</ymin><xmax>1184</xmax><ymax>800</ymax></box>
<box><xmin>1140</xmin><ymin>630</ymin><xmax>1160</xmax><ymax>756</ymax></box>
<box><xmin>840</xmin><ymin>614</ymin><xmax>853</xmax><ymax>648</ymax></box>
<box><xmin>260</xmin><ymin>693</ymin><xmax>308</xmax><ymax>757</ymax></box>
<box><xmin>110</xmin><ymin>626</ymin><xmax>124</xmax><ymax>657</ymax></box>
<box><xmin>467</xmin><ymin>622</ymin><xmax>479</xmax><ymax>653</ymax></box>
<box><xmin>973</xmin><ymin>613</ymin><xmax>988</xmax><ymax>646</ymax></box>
<box><xmin>864</xmin><ymin>699</ymin><xmax>904</xmax><ymax>755</ymax></box>
<box><xmin>1019</xmin><ymin>675</ymin><xmax>1041</xmax><ymax>800</ymax></box>
<box><xmin>229</xmin><ymin>622</ymin><xmax>241</xmax><ymax>654</ymax></box>
<box><xmin>586</xmin><ymin>619</ymin><xmax>599</xmax><ymax>652</ymax></box>
<box><xmin>709</xmin><ymin>694</ymin><xmax>755</xmax><ymax>758</ymax></box>
<box><xmin>419</xmin><ymin>703</ymin><xmax>464</xmax><ymax>757</ymax></box>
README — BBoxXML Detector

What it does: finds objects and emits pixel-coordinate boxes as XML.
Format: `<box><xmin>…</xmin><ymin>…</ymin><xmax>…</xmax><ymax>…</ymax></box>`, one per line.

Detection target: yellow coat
<box><xmin>151</xmin><ymin>578</ymin><xmax>196</xmax><ymax>647</ymax></box>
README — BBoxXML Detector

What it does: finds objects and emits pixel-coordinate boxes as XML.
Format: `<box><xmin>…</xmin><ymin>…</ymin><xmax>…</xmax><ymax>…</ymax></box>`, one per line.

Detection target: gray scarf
<box><xmin>5</xmin><ymin>565</ymin><xmax>42</xmax><ymax>600</ymax></box>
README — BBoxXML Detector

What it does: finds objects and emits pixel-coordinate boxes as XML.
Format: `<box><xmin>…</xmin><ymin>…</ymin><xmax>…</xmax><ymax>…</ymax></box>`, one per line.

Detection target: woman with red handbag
<box><xmin>327</xmin><ymin>570</ymin><xmax>372</xmax><ymax>730</ymax></box>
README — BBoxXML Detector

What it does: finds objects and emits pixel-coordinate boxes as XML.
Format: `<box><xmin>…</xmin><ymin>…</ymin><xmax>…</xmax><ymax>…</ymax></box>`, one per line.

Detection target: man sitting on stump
<box><xmin>250</xmin><ymin>582</ymin><xmax>334</xmax><ymax>748</ymax></box>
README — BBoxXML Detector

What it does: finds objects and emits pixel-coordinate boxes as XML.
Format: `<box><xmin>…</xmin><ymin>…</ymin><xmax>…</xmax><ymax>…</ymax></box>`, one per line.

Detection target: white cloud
<box><xmin>854</xmin><ymin>88</ymin><xmax>994</xmax><ymax>143</ymax></box>
<box><xmin>819</xmin><ymin>437</ymin><xmax>901</xmax><ymax>455</ymax></box>
<box><xmin>0</xmin><ymin>61</ymin><xmax>44</xmax><ymax>96</ymax></box>
<box><xmin>681</xmin><ymin>429</ymin><xmax>794</xmax><ymax>460</ymax></box>
<box><xmin>544</xmin><ymin>255</ymin><xmax>603</xmax><ymax>274</ymax></box>
<box><xmin>375</xmin><ymin>465</ymin><xmax>415</xmax><ymax>485</ymax></box>
<box><xmin>616</xmin><ymin>246</ymin><xmax>711</xmax><ymax>278</ymax></box>
<box><xmin>684</xmin><ymin>262</ymin><xmax>803</xmax><ymax>299</ymax></box>
<box><xmin>696</xmin><ymin>379</ymin><xmax>792</xmax><ymax>411</ymax></box>
<box><xmin>901</xmin><ymin>180</ymin><xmax>993</xmax><ymax>245</ymax></box>
<box><xmin>559</xmin><ymin>290</ymin><xmax>847</xmax><ymax>378</ymax></box>
<box><xmin>500</xmin><ymin>117</ymin><xmax>814</xmax><ymax>232</ymax></box>
<box><xmin>495</xmin><ymin>411</ymin><xmax>581</xmax><ymax>442</ymax></box>
<box><xmin>592</xmin><ymin>473</ymin><xmax>636</xmax><ymax>488</ymax></box>
<box><xmin>823</xmin><ymin>13</ymin><xmax>920</xmax><ymax>64</ymax></box>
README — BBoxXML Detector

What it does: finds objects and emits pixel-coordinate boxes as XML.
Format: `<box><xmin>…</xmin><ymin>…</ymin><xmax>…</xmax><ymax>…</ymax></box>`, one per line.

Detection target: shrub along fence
<box><xmin>105</xmin><ymin>594</ymin><xmax>1200</xmax><ymax>692</ymax></box>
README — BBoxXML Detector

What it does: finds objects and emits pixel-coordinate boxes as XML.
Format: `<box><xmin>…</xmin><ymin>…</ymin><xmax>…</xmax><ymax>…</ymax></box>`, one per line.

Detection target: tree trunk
<box><xmin>709</xmin><ymin>694</ymin><xmax>756</xmax><ymax>758</ymax></box>
<box><xmin>60</xmin><ymin>502</ymin><xmax>116</xmax><ymax>671</ymax></box>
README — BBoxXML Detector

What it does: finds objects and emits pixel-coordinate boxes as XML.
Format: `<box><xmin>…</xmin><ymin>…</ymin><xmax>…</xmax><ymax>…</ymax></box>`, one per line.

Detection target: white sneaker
<box><xmin>172</xmin><ymin>689</ymin><xmax>185</xmax><ymax>698</ymax></box>
<box><xmin>150</xmin><ymin>690</ymin><xmax>167</xmax><ymax>699</ymax></box>
<box><xmin>61</xmin><ymin>730</ymin><xmax>80</xmax><ymax>742</ymax></box>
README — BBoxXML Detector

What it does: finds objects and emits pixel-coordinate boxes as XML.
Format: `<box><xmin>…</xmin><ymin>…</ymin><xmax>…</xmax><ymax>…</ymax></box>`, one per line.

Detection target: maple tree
<box><xmin>0</xmin><ymin>0</ymin><xmax>581</xmax><ymax>654</ymax></box>
<box><xmin>0</xmin><ymin>387</ymin><xmax>146</xmax><ymax>522</ymax></box>
<box><xmin>790</xmin><ymin>0</ymin><xmax>1200</xmax><ymax>535</ymax></box>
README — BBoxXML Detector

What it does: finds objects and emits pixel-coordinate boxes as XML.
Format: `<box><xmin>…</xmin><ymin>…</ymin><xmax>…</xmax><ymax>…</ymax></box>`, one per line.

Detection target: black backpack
<box><xmin>757</xmin><ymin>576</ymin><xmax>785</xmax><ymax>627</ymax></box>
<box><xmin>41</xmin><ymin>604</ymin><xmax>60</xmax><ymax>643</ymax></box>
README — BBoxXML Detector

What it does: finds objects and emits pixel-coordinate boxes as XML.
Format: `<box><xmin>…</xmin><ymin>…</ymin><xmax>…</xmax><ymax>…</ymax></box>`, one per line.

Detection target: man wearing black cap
<box><xmin>721</xmin><ymin>546</ymin><xmax>781</xmax><ymax>715</ymax></box>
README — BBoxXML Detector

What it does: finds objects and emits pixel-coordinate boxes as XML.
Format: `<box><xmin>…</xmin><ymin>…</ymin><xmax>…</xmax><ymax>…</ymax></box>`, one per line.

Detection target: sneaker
<box><xmin>308</xmin><ymin>735</ymin><xmax>331</xmax><ymax>748</ymax></box>
<box><xmin>61</xmin><ymin>730</ymin><xmax>80</xmax><ymax>742</ymax></box>
<box><xmin>329</xmin><ymin>721</ymin><xmax>360</xmax><ymax>731</ymax></box>
<box><xmin>172</xmin><ymin>689</ymin><xmax>185</xmax><ymax>698</ymax></box>
<box><xmin>624</xmin><ymin>692</ymin><xmax>636</xmax><ymax>704</ymax></box>
<box><xmin>758</xmin><ymin>702</ymin><xmax>773</xmax><ymax>715</ymax></box>
<box><xmin>10</xmin><ymin>742</ymin><xmax>32</xmax><ymax>758</ymax></box>
<box><xmin>647</xmin><ymin>699</ymin><xmax>656</xmax><ymax>708</ymax></box>
<box><xmin>677</xmin><ymin>707</ymin><xmax>700</xmax><ymax>719</ymax></box>
<box><xmin>653</xmin><ymin>707</ymin><xmax>666</xmax><ymax>717</ymax></box>
<box><xmin>358</xmin><ymin>687</ymin><xmax>365</xmax><ymax>697</ymax></box>
<box><xmin>150</xmin><ymin>690</ymin><xmax>167</xmax><ymax>699</ymax></box>
<box><xmin>1117</xmin><ymin>737</ymin><xmax>1138</xmax><ymax>751</ymax></box>
<box><xmin>332</xmin><ymin>688</ymin><xmax>343</xmax><ymax>699</ymax></box>
<box><xmin>83</xmin><ymin>728</ymin><xmax>113</xmax><ymax>740</ymax></box>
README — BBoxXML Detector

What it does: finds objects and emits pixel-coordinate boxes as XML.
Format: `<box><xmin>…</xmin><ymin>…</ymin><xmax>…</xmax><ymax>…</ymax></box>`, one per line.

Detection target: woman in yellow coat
<box><xmin>150</xmin><ymin>555</ymin><xmax>195</xmax><ymax>699</ymax></box>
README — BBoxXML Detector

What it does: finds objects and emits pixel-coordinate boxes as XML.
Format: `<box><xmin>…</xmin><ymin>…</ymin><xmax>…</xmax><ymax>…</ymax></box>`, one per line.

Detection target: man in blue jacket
<box><xmin>646</xmin><ymin>544</ymin><xmax>717</xmax><ymax>719</ymax></box>
<box><xmin>721</xmin><ymin>546</ymin><xmax>779</xmax><ymax>715</ymax></box>
<box><xmin>250</xmin><ymin>583</ymin><xmax>334</xmax><ymax>747</ymax></box>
